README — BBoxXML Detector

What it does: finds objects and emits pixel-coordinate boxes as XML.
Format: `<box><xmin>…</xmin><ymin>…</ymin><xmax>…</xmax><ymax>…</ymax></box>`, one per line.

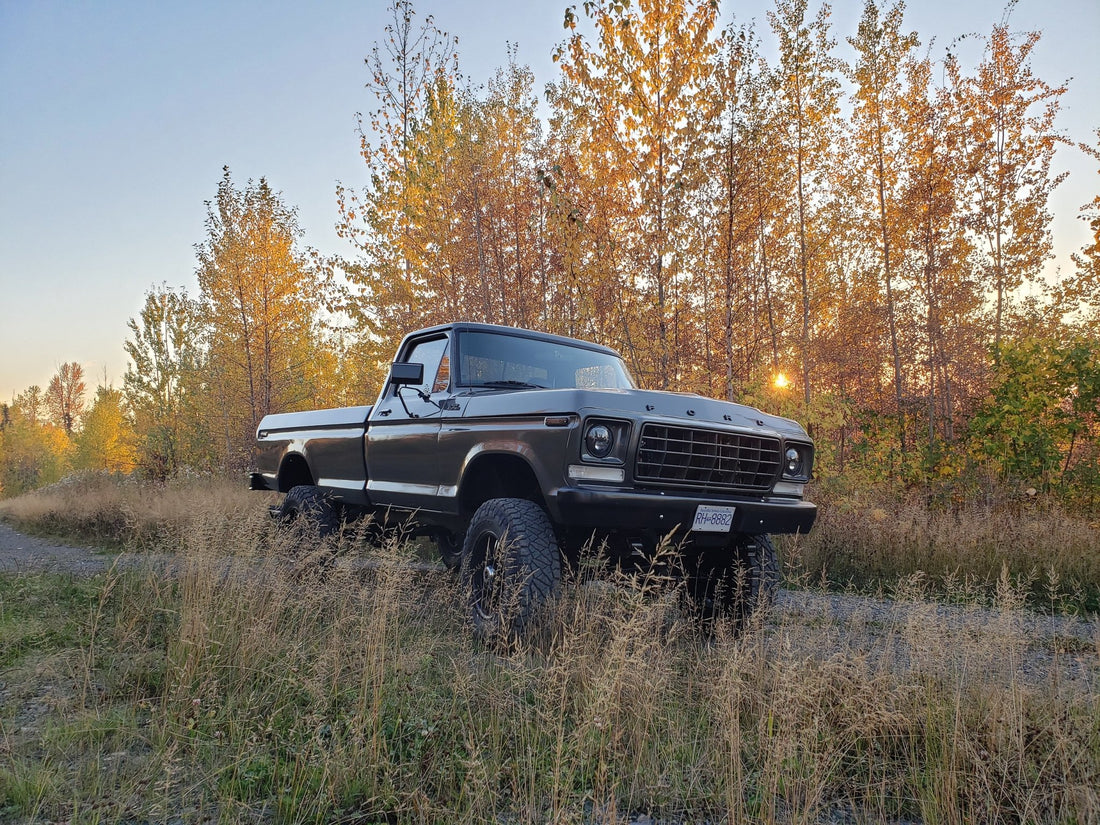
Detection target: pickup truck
<box><xmin>250</xmin><ymin>322</ymin><xmax>816</xmax><ymax>640</ymax></box>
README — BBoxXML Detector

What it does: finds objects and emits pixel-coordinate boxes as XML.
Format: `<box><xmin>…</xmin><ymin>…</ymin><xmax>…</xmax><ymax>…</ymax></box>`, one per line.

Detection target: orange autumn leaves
<box><xmin>337</xmin><ymin>0</ymin><xmax>1094</xmax><ymax>480</ymax></box>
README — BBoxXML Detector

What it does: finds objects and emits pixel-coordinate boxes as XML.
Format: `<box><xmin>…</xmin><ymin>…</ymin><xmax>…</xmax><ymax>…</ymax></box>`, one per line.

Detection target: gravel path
<box><xmin>776</xmin><ymin>587</ymin><xmax>1100</xmax><ymax>647</ymax></box>
<box><xmin>774</xmin><ymin>588</ymin><xmax>1100</xmax><ymax>692</ymax></box>
<box><xmin>0</xmin><ymin>520</ymin><xmax>123</xmax><ymax>575</ymax></box>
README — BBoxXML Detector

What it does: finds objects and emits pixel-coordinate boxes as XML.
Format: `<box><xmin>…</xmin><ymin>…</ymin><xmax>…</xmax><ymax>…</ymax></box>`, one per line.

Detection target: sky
<box><xmin>1</xmin><ymin>0</ymin><xmax>1097</xmax><ymax>403</ymax></box>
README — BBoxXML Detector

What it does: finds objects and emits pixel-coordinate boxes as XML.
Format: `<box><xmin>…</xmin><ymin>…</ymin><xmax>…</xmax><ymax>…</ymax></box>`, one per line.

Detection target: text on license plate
<box><xmin>691</xmin><ymin>504</ymin><xmax>736</xmax><ymax>533</ymax></box>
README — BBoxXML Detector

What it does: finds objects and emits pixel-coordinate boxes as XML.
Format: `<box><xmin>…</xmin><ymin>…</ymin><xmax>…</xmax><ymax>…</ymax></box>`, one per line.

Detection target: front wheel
<box><xmin>434</xmin><ymin>530</ymin><xmax>464</xmax><ymax>571</ymax></box>
<box><xmin>689</xmin><ymin>534</ymin><xmax>780</xmax><ymax>633</ymax></box>
<box><xmin>461</xmin><ymin>498</ymin><xmax>562</xmax><ymax>646</ymax></box>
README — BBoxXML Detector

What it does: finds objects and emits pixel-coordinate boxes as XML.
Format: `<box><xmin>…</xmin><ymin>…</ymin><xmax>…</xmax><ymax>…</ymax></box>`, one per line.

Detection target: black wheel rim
<box><xmin>471</xmin><ymin>530</ymin><xmax>504</xmax><ymax>621</ymax></box>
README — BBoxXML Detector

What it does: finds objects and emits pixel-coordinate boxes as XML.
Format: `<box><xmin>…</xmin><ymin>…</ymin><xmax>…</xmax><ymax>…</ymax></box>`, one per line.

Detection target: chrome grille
<box><xmin>635</xmin><ymin>423</ymin><xmax>781</xmax><ymax>492</ymax></box>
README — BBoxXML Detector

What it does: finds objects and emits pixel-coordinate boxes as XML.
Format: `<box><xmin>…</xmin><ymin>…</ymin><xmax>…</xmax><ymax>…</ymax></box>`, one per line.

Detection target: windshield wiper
<box><xmin>473</xmin><ymin>380</ymin><xmax>548</xmax><ymax>390</ymax></box>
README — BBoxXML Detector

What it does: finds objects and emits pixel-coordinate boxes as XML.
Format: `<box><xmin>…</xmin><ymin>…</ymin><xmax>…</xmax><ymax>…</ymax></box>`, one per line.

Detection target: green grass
<box><xmin>0</xmin><ymin>574</ymin><xmax>99</xmax><ymax>668</ymax></box>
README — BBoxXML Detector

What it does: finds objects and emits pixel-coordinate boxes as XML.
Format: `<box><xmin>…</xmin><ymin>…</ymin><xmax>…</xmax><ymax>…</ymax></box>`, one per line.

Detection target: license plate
<box><xmin>691</xmin><ymin>504</ymin><xmax>735</xmax><ymax>533</ymax></box>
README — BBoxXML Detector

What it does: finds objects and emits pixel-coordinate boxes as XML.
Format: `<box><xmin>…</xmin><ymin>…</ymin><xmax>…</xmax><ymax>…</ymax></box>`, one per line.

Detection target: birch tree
<box><xmin>950</xmin><ymin>18</ymin><xmax>1066</xmax><ymax>349</ymax></box>
<box><xmin>554</xmin><ymin>0</ymin><xmax>722</xmax><ymax>388</ymax></box>
<box><xmin>45</xmin><ymin>362</ymin><xmax>86</xmax><ymax>435</ymax></box>
<box><xmin>124</xmin><ymin>285</ymin><xmax>207</xmax><ymax>477</ymax></box>
<box><xmin>768</xmin><ymin>0</ymin><xmax>841</xmax><ymax>410</ymax></box>
<box><xmin>848</xmin><ymin>0</ymin><xmax>918</xmax><ymax>453</ymax></box>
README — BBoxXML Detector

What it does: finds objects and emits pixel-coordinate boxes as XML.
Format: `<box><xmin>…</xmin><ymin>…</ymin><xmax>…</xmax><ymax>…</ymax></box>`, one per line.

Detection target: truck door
<box><xmin>366</xmin><ymin>332</ymin><xmax>452</xmax><ymax>511</ymax></box>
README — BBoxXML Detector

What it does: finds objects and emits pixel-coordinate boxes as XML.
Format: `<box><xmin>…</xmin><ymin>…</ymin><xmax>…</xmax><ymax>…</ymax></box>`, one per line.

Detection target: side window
<box><xmin>432</xmin><ymin>353</ymin><xmax>451</xmax><ymax>393</ymax></box>
<box><xmin>399</xmin><ymin>335</ymin><xmax>449</xmax><ymax>397</ymax></box>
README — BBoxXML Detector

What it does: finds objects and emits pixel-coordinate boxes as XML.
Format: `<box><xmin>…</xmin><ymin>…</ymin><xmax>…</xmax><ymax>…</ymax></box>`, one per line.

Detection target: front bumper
<box><xmin>547</xmin><ymin>485</ymin><xmax>817</xmax><ymax>535</ymax></box>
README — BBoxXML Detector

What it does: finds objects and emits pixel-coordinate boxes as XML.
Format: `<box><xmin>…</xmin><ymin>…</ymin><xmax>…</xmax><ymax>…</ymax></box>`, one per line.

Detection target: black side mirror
<box><xmin>389</xmin><ymin>362</ymin><xmax>424</xmax><ymax>386</ymax></box>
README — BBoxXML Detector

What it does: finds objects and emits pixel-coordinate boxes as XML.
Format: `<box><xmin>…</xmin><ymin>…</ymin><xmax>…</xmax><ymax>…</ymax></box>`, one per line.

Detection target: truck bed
<box><xmin>257</xmin><ymin>405</ymin><xmax>373</xmax><ymax>436</ymax></box>
<box><xmin>252</xmin><ymin>405</ymin><xmax>373</xmax><ymax>499</ymax></box>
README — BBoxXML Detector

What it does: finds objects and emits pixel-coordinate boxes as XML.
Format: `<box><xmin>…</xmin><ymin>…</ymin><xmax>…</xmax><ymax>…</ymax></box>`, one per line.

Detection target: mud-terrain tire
<box><xmin>690</xmin><ymin>534</ymin><xmax>780</xmax><ymax>633</ymax></box>
<box><xmin>435</xmin><ymin>530</ymin><xmax>464</xmax><ymax>571</ymax></box>
<box><xmin>278</xmin><ymin>485</ymin><xmax>340</xmax><ymax>538</ymax></box>
<box><xmin>461</xmin><ymin>498</ymin><xmax>562</xmax><ymax>645</ymax></box>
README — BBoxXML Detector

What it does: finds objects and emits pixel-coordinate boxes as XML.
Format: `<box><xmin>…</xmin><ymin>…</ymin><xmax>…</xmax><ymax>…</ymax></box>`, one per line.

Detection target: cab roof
<box><xmin>399</xmin><ymin>322</ymin><xmax>622</xmax><ymax>358</ymax></box>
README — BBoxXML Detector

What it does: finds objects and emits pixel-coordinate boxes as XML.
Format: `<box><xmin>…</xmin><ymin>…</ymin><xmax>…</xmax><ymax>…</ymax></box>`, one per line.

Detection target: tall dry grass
<box><xmin>1</xmin><ymin>476</ymin><xmax>1098</xmax><ymax>821</ymax></box>
<box><xmin>3</xmin><ymin>508</ymin><xmax>1097</xmax><ymax>823</ymax></box>
<box><xmin>781</xmin><ymin>480</ymin><xmax>1100</xmax><ymax>609</ymax></box>
<box><xmin>0</xmin><ymin>471</ymin><xmax>273</xmax><ymax>550</ymax></box>
<box><xmin>4</xmin><ymin>472</ymin><xmax>1098</xmax><ymax>609</ymax></box>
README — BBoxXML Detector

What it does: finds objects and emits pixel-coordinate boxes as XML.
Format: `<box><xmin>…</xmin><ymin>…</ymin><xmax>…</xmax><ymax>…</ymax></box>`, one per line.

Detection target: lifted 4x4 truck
<box><xmin>251</xmin><ymin>322</ymin><xmax>815</xmax><ymax>640</ymax></box>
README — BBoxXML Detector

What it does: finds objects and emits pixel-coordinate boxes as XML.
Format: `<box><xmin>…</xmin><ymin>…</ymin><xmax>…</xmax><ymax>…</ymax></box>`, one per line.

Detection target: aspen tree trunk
<box><xmin>925</xmin><ymin>258</ymin><xmax>936</xmax><ymax>455</ymax></box>
<box><xmin>758</xmin><ymin>199</ymin><xmax>779</xmax><ymax>374</ymax></box>
<box><xmin>875</xmin><ymin>118</ymin><xmax>907</xmax><ymax>455</ymax></box>
<box><xmin>656</xmin><ymin>126</ymin><xmax>670</xmax><ymax>391</ymax></box>
<box><xmin>232</xmin><ymin>257</ymin><xmax>257</xmax><ymax>441</ymax></box>
<box><xmin>723</xmin><ymin>132</ymin><xmax>737</xmax><ymax>402</ymax></box>
<box><xmin>796</xmin><ymin>121</ymin><xmax>812</xmax><ymax>410</ymax></box>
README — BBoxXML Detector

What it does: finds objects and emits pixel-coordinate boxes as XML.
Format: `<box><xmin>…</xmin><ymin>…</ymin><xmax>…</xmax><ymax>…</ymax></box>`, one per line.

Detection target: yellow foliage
<box><xmin>75</xmin><ymin>386</ymin><xmax>137</xmax><ymax>475</ymax></box>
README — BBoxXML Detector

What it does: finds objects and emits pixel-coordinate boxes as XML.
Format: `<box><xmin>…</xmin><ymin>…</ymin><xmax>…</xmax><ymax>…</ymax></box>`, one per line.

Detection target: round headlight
<box><xmin>585</xmin><ymin>424</ymin><xmax>614</xmax><ymax>458</ymax></box>
<box><xmin>785</xmin><ymin>447</ymin><xmax>802</xmax><ymax>474</ymax></box>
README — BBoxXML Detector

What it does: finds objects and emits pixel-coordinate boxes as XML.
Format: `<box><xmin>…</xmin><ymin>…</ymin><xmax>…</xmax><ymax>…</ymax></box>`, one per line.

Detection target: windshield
<box><xmin>456</xmin><ymin>331</ymin><xmax>636</xmax><ymax>390</ymax></box>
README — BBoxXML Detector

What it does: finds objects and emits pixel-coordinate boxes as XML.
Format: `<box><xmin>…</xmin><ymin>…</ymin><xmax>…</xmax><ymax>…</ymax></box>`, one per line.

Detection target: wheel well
<box><xmin>278</xmin><ymin>454</ymin><xmax>314</xmax><ymax>492</ymax></box>
<box><xmin>459</xmin><ymin>454</ymin><xmax>544</xmax><ymax>517</ymax></box>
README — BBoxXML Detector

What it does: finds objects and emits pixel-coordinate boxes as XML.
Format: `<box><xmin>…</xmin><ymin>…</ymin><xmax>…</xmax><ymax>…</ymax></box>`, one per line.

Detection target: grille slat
<box><xmin>636</xmin><ymin>423</ymin><xmax>781</xmax><ymax>492</ymax></box>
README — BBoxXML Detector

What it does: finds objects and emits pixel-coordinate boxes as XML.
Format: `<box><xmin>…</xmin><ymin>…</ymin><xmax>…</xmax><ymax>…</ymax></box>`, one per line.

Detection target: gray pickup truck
<box><xmin>251</xmin><ymin>322</ymin><xmax>815</xmax><ymax>639</ymax></box>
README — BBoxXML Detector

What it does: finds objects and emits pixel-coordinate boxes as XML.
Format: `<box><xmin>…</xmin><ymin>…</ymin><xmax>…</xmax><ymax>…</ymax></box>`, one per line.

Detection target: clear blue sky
<box><xmin>1</xmin><ymin>0</ymin><xmax>1096</xmax><ymax>402</ymax></box>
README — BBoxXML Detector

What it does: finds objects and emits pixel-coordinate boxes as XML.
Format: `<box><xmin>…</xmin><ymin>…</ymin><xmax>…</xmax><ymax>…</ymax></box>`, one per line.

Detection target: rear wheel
<box><xmin>461</xmin><ymin>498</ymin><xmax>561</xmax><ymax>645</ymax></box>
<box><xmin>278</xmin><ymin>485</ymin><xmax>340</xmax><ymax>538</ymax></box>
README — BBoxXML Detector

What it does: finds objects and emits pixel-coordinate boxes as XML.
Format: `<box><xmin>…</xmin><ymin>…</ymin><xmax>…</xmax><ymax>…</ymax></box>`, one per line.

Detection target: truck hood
<box><xmin>459</xmin><ymin>387</ymin><xmax>810</xmax><ymax>440</ymax></box>
<box><xmin>575</xmin><ymin>388</ymin><xmax>808</xmax><ymax>439</ymax></box>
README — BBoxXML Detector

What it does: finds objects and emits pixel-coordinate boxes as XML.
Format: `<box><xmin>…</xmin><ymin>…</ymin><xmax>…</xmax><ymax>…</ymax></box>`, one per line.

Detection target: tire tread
<box><xmin>462</xmin><ymin>497</ymin><xmax>561</xmax><ymax>644</ymax></box>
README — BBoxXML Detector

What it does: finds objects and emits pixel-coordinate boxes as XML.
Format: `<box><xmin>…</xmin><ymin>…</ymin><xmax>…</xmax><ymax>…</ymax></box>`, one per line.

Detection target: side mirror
<box><xmin>389</xmin><ymin>362</ymin><xmax>424</xmax><ymax>386</ymax></box>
